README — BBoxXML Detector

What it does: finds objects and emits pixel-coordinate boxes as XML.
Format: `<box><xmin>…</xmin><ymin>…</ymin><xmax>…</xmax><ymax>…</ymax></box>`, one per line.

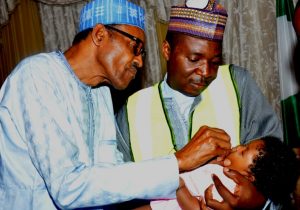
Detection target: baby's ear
<box><xmin>245</xmin><ymin>173</ymin><xmax>255</xmax><ymax>182</ymax></box>
<box><xmin>240</xmin><ymin>170</ymin><xmax>255</xmax><ymax>182</ymax></box>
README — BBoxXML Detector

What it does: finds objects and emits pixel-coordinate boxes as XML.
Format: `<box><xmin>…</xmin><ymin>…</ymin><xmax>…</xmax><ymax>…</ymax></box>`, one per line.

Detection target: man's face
<box><xmin>225</xmin><ymin>139</ymin><xmax>265</xmax><ymax>179</ymax></box>
<box><xmin>101</xmin><ymin>25</ymin><xmax>145</xmax><ymax>90</ymax></box>
<box><xmin>163</xmin><ymin>34</ymin><xmax>222</xmax><ymax>97</ymax></box>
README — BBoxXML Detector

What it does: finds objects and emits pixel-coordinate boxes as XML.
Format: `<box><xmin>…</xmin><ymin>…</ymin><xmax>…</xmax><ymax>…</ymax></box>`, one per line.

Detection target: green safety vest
<box><xmin>127</xmin><ymin>65</ymin><xmax>240</xmax><ymax>162</ymax></box>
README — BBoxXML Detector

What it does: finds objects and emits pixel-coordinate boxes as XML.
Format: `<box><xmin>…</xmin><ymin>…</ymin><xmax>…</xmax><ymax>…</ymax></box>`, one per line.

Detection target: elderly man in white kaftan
<box><xmin>0</xmin><ymin>1</ymin><xmax>178</xmax><ymax>209</ymax></box>
<box><xmin>0</xmin><ymin>0</ymin><xmax>234</xmax><ymax>209</ymax></box>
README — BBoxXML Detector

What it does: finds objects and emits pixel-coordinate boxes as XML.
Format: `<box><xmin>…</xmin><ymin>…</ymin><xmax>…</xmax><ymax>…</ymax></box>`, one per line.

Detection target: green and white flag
<box><xmin>276</xmin><ymin>0</ymin><xmax>300</xmax><ymax>146</ymax></box>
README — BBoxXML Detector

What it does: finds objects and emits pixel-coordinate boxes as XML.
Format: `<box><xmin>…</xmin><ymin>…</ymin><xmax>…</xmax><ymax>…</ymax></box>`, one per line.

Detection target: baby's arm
<box><xmin>177</xmin><ymin>177</ymin><xmax>200</xmax><ymax>210</ymax></box>
<box><xmin>132</xmin><ymin>205</ymin><xmax>152</xmax><ymax>210</ymax></box>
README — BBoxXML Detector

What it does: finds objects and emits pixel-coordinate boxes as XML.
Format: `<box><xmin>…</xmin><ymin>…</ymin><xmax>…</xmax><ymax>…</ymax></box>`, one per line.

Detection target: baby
<box><xmin>149</xmin><ymin>136</ymin><xmax>299</xmax><ymax>210</ymax></box>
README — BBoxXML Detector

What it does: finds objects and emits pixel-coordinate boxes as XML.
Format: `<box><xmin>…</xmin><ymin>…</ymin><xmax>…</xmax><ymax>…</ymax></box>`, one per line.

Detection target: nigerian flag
<box><xmin>277</xmin><ymin>0</ymin><xmax>300</xmax><ymax>147</ymax></box>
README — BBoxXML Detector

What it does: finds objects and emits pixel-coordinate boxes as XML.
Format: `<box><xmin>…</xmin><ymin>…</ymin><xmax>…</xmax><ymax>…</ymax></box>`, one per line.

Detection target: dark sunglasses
<box><xmin>105</xmin><ymin>25</ymin><xmax>146</xmax><ymax>58</ymax></box>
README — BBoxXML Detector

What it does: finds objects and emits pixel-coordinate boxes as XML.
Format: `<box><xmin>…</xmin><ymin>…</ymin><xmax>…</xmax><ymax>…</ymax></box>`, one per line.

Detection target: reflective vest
<box><xmin>126</xmin><ymin>65</ymin><xmax>240</xmax><ymax>162</ymax></box>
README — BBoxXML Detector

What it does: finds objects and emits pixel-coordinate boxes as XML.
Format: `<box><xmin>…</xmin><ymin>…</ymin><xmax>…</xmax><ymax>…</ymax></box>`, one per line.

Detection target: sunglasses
<box><xmin>105</xmin><ymin>25</ymin><xmax>146</xmax><ymax>58</ymax></box>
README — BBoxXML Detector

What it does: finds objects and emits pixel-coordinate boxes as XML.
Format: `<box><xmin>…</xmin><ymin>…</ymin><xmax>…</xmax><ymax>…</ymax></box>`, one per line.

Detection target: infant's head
<box><xmin>225</xmin><ymin>136</ymin><xmax>299</xmax><ymax>204</ymax></box>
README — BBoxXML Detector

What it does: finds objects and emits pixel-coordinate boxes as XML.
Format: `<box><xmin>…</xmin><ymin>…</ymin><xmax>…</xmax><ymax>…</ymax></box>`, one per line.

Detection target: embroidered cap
<box><xmin>168</xmin><ymin>0</ymin><xmax>227</xmax><ymax>41</ymax></box>
<box><xmin>78</xmin><ymin>0</ymin><xmax>145</xmax><ymax>33</ymax></box>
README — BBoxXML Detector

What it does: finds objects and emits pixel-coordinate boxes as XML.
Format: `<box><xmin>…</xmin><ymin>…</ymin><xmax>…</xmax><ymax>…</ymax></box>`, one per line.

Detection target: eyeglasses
<box><xmin>105</xmin><ymin>25</ymin><xmax>146</xmax><ymax>58</ymax></box>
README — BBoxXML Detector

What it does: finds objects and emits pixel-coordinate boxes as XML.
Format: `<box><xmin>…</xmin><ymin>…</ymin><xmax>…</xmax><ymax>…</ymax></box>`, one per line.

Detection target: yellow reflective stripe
<box><xmin>192</xmin><ymin>65</ymin><xmax>240</xmax><ymax>146</ymax></box>
<box><xmin>151</xmin><ymin>85</ymin><xmax>175</xmax><ymax>158</ymax></box>
<box><xmin>130</xmin><ymin>87</ymin><xmax>155</xmax><ymax>161</ymax></box>
<box><xmin>219</xmin><ymin>65</ymin><xmax>240</xmax><ymax>146</ymax></box>
<box><xmin>128</xmin><ymin>84</ymin><xmax>174</xmax><ymax>161</ymax></box>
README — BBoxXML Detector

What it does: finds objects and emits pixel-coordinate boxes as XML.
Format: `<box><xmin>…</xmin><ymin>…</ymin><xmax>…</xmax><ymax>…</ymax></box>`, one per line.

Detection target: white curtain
<box><xmin>219</xmin><ymin>0</ymin><xmax>280</xmax><ymax>113</ymax></box>
<box><xmin>36</xmin><ymin>0</ymin><xmax>86</xmax><ymax>52</ymax></box>
<box><xmin>139</xmin><ymin>0</ymin><xmax>184</xmax><ymax>86</ymax></box>
<box><xmin>37</xmin><ymin>0</ymin><xmax>83</xmax><ymax>4</ymax></box>
<box><xmin>0</xmin><ymin>0</ymin><xmax>19</xmax><ymax>26</ymax></box>
<box><xmin>145</xmin><ymin>0</ymin><xmax>183</xmax><ymax>21</ymax></box>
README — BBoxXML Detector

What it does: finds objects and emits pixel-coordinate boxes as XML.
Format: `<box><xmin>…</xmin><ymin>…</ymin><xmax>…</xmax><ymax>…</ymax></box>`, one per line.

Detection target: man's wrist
<box><xmin>175</xmin><ymin>151</ymin><xmax>185</xmax><ymax>172</ymax></box>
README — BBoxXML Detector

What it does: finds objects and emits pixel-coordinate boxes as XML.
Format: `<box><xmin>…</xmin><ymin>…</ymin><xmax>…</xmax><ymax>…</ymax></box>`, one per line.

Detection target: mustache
<box><xmin>129</xmin><ymin>62</ymin><xmax>139</xmax><ymax>72</ymax></box>
<box><xmin>192</xmin><ymin>75</ymin><xmax>215</xmax><ymax>85</ymax></box>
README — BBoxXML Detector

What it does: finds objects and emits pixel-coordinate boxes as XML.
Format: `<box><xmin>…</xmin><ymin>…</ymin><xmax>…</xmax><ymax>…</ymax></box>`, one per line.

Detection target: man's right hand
<box><xmin>175</xmin><ymin>126</ymin><xmax>231</xmax><ymax>172</ymax></box>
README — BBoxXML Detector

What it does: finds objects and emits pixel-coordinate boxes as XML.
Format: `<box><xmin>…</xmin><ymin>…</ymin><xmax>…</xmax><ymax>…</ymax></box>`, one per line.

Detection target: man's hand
<box><xmin>205</xmin><ymin>168</ymin><xmax>266</xmax><ymax>210</ymax></box>
<box><xmin>175</xmin><ymin>126</ymin><xmax>231</xmax><ymax>172</ymax></box>
<box><xmin>204</xmin><ymin>184</ymin><xmax>233</xmax><ymax>210</ymax></box>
